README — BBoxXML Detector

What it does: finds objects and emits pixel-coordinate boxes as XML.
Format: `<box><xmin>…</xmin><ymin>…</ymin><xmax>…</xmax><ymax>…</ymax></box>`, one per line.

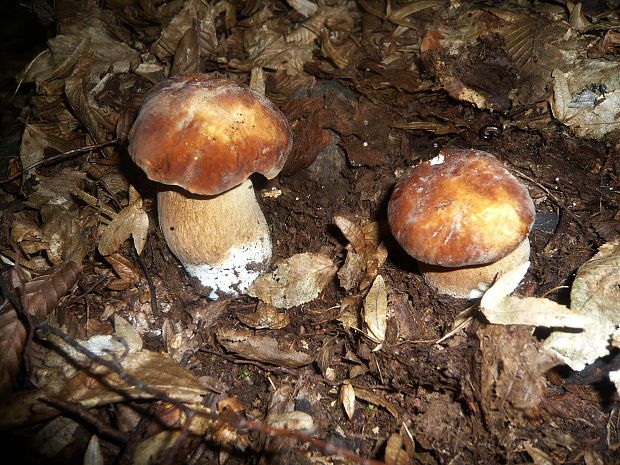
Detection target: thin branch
<box><xmin>0</xmin><ymin>138</ymin><xmax>120</xmax><ymax>185</ymax></box>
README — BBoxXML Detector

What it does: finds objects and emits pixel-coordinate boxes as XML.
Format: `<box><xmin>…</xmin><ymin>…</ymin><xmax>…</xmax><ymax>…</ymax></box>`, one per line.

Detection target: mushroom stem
<box><xmin>157</xmin><ymin>179</ymin><xmax>272</xmax><ymax>299</ymax></box>
<box><xmin>418</xmin><ymin>239</ymin><xmax>531</xmax><ymax>299</ymax></box>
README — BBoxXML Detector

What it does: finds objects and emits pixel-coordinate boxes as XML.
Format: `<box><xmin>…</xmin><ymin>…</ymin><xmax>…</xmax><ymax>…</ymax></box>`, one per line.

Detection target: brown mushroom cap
<box><xmin>388</xmin><ymin>149</ymin><xmax>535</xmax><ymax>267</ymax></box>
<box><xmin>128</xmin><ymin>75</ymin><xmax>292</xmax><ymax>196</ymax></box>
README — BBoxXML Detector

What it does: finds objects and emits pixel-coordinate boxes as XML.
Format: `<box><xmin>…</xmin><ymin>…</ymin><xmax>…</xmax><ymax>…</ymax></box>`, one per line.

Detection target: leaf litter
<box><xmin>1</xmin><ymin>1</ymin><xmax>620</xmax><ymax>464</ymax></box>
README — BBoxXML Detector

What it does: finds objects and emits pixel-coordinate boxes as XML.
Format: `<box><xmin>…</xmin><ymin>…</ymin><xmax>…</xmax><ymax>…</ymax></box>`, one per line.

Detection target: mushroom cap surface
<box><xmin>388</xmin><ymin>149</ymin><xmax>535</xmax><ymax>267</ymax></box>
<box><xmin>128</xmin><ymin>75</ymin><xmax>292</xmax><ymax>196</ymax></box>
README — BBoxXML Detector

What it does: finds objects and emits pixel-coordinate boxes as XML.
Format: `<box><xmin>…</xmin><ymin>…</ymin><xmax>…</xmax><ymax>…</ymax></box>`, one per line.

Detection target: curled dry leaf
<box><xmin>236</xmin><ymin>302</ymin><xmax>290</xmax><ymax>330</ymax></box>
<box><xmin>98</xmin><ymin>186</ymin><xmax>149</xmax><ymax>256</ymax></box>
<box><xmin>248</xmin><ymin>252</ymin><xmax>337</xmax><ymax>309</ymax></box>
<box><xmin>364</xmin><ymin>275</ymin><xmax>388</xmax><ymax>347</ymax></box>
<box><xmin>340</xmin><ymin>381</ymin><xmax>356</xmax><ymax>421</ymax></box>
<box><xmin>217</xmin><ymin>328</ymin><xmax>313</xmax><ymax>367</ymax></box>
<box><xmin>334</xmin><ymin>216</ymin><xmax>387</xmax><ymax>292</ymax></box>
<box><xmin>19</xmin><ymin>260</ymin><xmax>82</xmax><ymax>318</ymax></box>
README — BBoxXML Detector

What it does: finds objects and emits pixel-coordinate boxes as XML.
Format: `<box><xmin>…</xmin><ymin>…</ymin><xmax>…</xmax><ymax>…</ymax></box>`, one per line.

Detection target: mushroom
<box><xmin>388</xmin><ymin>149</ymin><xmax>535</xmax><ymax>299</ymax></box>
<box><xmin>128</xmin><ymin>75</ymin><xmax>292</xmax><ymax>299</ymax></box>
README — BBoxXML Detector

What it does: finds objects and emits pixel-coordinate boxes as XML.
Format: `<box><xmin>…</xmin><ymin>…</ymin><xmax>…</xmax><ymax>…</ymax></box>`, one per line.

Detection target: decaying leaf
<box><xmin>364</xmin><ymin>275</ymin><xmax>387</xmax><ymax>347</ymax></box>
<box><xmin>384</xmin><ymin>429</ymin><xmax>415</xmax><ymax>465</ymax></box>
<box><xmin>545</xmin><ymin>239</ymin><xmax>620</xmax><ymax>370</ymax></box>
<box><xmin>335</xmin><ymin>217</ymin><xmax>388</xmax><ymax>292</ymax></box>
<box><xmin>0</xmin><ymin>347</ymin><xmax>208</xmax><ymax>430</ymax></box>
<box><xmin>0</xmin><ymin>309</ymin><xmax>26</xmax><ymax>395</ymax></box>
<box><xmin>98</xmin><ymin>186</ymin><xmax>149</xmax><ymax>256</ymax></box>
<box><xmin>340</xmin><ymin>381</ymin><xmax>356</xmax><ymax>421</ymax></box>
<box><xmin>248</xmin><ymin>252</ymin><xmax>337</xmax><ymax>309</ymax></box>
<box><xmin>217</xmin><ymin>328</ymin><xmax>313</xmax><ymax>367</ymax></box>
<box><xmin>354</xmin><ymin>386</ymin><xmax>400</xmax><ymax>419</ymax></box>
<box><xmin>550</xmin><ymin>62</ymin><xmax>620</xmax><ymax>139</ymax></box>
<box><xmin>31</xmin><ymin>417</ymin><xmax>80</xmax><ymax>459</ymax></box>
<box><xmin>236</xmin><ymin>302</ymin><xmax>290</xmax><ymax>330</ymax></box>
<box><xmin>19</xmin><ymin>260</ymin><xmax>82</xmax><ymax>318</ymax></box>
<box><xmin>478</xmin><ymin>325</ymin><xmax>559</xmax><ymax>419</ymax></box>
<box><xmin>103</xmin><ymin>253</ymin><xmax>141</xmax><ymax>291</ymax></box>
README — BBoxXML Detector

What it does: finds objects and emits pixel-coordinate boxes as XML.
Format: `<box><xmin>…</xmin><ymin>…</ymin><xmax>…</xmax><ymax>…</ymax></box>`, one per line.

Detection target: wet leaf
<box><xmin>98</xmin><ymin>186</ymin><xmax>149</xmax><ymax>256</ymax></box>
<box><xmin>340</xmin><ymin>381</ymin><xmax>356</xmax><ymax>421</ymax></box>
<box><xmin>236</xmin><ymin>302</ymin><xmax>290</xmax><ymax>330</ymax></box>
<box><xmin>248</xmin><ymin>252</ymin><xmax>337</xmax><ymax>309</ymax></box>
<box><xmin>217</xmin><ymin>328</ymin><xmax>313</xmax><ymax>367</ymax></box>
<box><xmin>364</xmin><ymin>275</ymin><xmax>387</xmax><ymax>346</ymax></box>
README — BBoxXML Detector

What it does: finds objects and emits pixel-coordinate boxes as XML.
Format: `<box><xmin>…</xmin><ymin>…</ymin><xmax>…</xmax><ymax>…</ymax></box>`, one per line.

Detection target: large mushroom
<box><xmin>128</xmin><ymin>75</ymin><xmax>292</xmax><ymax>299</ymax></box>
<box><xmin>388</xmin><ymin>149</ymin><xmax>535</xmax><ymax>299</ymax></box>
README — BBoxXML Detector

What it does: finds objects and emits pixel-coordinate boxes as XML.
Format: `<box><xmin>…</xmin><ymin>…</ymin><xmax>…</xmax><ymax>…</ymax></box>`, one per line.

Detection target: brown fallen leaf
<box><xmin>103</xmin><ymin>253</ymin><xmax>141</xmax><ymax>291</ymax></box>
<box><xmin>98</xmin><ymin>186</ymin><xmax>149</xmax><ymax>256</ymax></box>
<box><xmin>19</xmin><ymin>260</ymin><xmax>82</xmax><ymax>318</ymax></box>
<box><xmin>248</xmin><ymin>253</ymin><xmax>337</xmax><ymax>309</ymax></box>
<box><xmin>340</xmin><ymin>381</ymin><xmax>356</xmax><ymax>421</ymax></box>
<box><xmin>363</xmin><ymin>275</ymin><xmax>388</xmax><ymax>347</ymax></box>
<box><xmin>0</xmin><ymin>309</ymin><xmax>26</xmax><ymax>395</ymax></box>
<box><xmin>236</xmin><ymin>302</ymin><xmax>290</xmax><ymax>330</ymax></box>
<box><xmin>217</xmin><ymin>328</ymin><xmax>313</xmax><ymax>367</ymax></box>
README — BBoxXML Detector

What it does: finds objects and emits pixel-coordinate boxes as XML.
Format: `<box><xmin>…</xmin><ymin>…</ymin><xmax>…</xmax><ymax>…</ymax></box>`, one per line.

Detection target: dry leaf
<box><xmin>236</xmin><ymin>302</ymin><xmax>290</xmax><ymax>330</ymax></box>
<box><xmin>84</xmin><ymin>435</ymin><xmax>103</xmax><ymax>465</ymax></box>
<box><xmin>364</xmin><ymin>275</ymin><xmax>387</xmax><ymax>346</ymax></box>
<box><xmin>384</xmin><ymin>432</ymin><xmax>412</xmax><ymax>465</ymax></box>
<box><xmin>0</xmin><ymin>309</ymin><xmax>26</xmax><ymax>395</ymax></box>
<box><xmin>248</xmin><ymin>252</ymin><xmax>337</xmax><ymax>309</ymax></box>
<box><xmin>267</xmin><ymin>411</ymin><xmax>314</xmax><ymax>431</ymax></box>
<box><xmin>113</xmin><ymin>314</ymin><xmax>143</xmax><ymax>352</ymax></box>
<box><xmin>0</xmin><ymin>349</ymin><xmax>208</xmax><ymax>430</ymax></box>
<box><xmin>103</xmin><ymin>253</ymin><xmax>141</xmax><ymax>291</ymax></box>
<box><xmin>354</xmin><ymin>386</ymin><xmax>400</xmax><ymax>418</ymax></box>
<box><xmin>545</xmin><ymin>239</ymin><xmax>620</xmax><ymax>370</ymax></box>
<box><xmin>334</xmin><ymin>216</ymin><xmax>365</xmax><ymax>252</ymax></box>
<box><xmin>480</xmin><ymin>261</ymin><xmax>530</xmax><ymax>309</ymax></box>
<box><xmin>19</xmin><ymin>260</ymin><xmax>82</xmax><ymax>318</ymax></box>
<box><xmin>31</xmin><ymin>417</ymin><xmax>80</xmax><ymax>458</ymax></box>
<box><xmin>340</xmin><ymin>381</ymin><xmax>356</xmax><ymax>421</ymax></box>
<box><xmin>217</xmin><ymin>328</ymin><xmax>313</xmax><ymax>367</ymax></box>
<box><xmin>98</xmin><ymin>186</ymin><xmax>149</xmax><ymax>256</ymax></box>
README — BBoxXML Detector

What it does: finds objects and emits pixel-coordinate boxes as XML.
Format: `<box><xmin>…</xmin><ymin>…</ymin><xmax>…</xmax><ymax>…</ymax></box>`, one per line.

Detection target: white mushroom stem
<box><xmin>418</xmin><ymin>239</ymin><xmax>531</xmax><ymax>299</ymax></box>
<box><xmin>157</xmin><ymin>179</ymin><xmax>272</xmax><ymax>299</ymax></box>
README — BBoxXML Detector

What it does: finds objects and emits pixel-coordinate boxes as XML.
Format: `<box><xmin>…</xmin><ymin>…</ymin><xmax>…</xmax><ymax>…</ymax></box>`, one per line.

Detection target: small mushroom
<box><xmin>388</xmin><ymin>149</ymin><xmax>535</xmax><ymax>299</ymax></box>
<box><xmin>129</xmin><ymin>75</ymin><xmax>292</xmax><ymax>299</ymax></box>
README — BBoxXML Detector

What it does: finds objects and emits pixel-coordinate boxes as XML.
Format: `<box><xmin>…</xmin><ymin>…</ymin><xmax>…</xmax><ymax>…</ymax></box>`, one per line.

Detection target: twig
<box><xmin>132</xmin><ymin>241</ymin><xmax>159</xmax><ymax>319</ymax></box>
<box><xmin>41</xmin><ymin>397</ymin><xmax>129</xmax><ymax>444</ymax></box>
<box><xmin>3</xmin><ymin>274</ymin><xmax>386</xmax><ymax>465</ymax></box>
<box><xmin>0</xmin><ymin>138</ymin><xmax>120</xmax><ymax>185</ymax></box>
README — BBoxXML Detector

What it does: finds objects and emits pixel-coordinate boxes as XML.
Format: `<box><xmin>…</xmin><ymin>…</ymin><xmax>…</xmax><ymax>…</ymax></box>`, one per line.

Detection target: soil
<box><xmin>1</xmin><ymin>2</ymin><xmax>619</xmax><ymax>465</ymax></box>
